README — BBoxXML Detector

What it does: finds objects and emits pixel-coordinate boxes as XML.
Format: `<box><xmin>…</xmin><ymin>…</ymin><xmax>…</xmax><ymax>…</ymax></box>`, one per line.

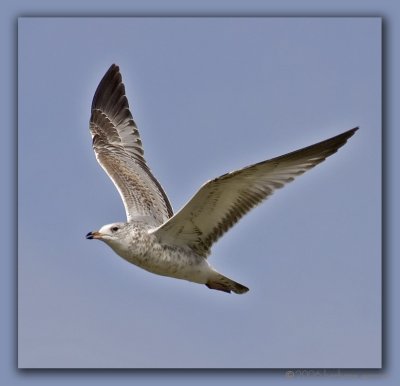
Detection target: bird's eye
<box><xmin>111</xmin><ymin>226</ymin><xmax>119</xmax><ymax>232</ymax></box>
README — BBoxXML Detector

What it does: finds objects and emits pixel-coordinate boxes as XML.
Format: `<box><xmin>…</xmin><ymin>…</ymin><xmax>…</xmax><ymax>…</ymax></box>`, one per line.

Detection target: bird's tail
<box><xmin>206</xmin><ymin>273</ymin><xmax>249</xmax><ymax>294</ymax></box>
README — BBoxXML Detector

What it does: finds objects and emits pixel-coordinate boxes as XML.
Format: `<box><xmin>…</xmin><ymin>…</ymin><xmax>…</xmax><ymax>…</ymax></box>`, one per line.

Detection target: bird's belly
<box><xmin>119</xmin><ymin>244</ymin><xmax>210</xmax><ymax>284</ymax></box>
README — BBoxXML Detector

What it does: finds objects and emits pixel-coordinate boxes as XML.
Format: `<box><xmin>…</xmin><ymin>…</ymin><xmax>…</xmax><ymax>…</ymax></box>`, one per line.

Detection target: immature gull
<box><xmin>86</xmin><ymin>64</ymin><xmax>358</xmax><ymax>294</ymax></box>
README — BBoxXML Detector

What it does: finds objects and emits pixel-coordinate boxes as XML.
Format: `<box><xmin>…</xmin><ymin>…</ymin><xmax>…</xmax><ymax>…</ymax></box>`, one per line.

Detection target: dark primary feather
<box><xmin>90</xmin><ymin>64</ymin><xmax>173</xmax><ymax>224</ymax></box>
<box><xmin>152</xmin><ymin>128</ymin><xmax>358</xmax><ymax>257</ymax></box>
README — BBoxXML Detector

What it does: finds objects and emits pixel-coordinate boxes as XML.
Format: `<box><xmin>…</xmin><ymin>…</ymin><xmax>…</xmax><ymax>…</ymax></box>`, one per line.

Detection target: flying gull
<box><xmin>86</xmin><ymin>64</ymin><xmax>358</xmax><ymax>294</ymax></box>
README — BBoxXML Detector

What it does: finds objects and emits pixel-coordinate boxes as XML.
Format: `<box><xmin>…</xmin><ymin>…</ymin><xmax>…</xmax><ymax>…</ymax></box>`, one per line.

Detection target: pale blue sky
<box><xmin>18</xmin><ymin>17</ymin><xmax>381</xmax><ymax>368</ymax></box>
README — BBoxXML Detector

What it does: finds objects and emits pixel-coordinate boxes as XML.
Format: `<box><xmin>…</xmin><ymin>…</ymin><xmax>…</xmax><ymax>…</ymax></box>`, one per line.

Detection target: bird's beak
<box><xmin>86</xmin><ymin>231</ymin><xmax>102</xmax><ymax>240</ymax></box>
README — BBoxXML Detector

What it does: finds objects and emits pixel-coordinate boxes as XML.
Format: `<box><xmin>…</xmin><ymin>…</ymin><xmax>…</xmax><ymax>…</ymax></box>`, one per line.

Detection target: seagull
<box><xmin>86</xmin><ymin>64</ymin><xmax>358</xmax><ymax>294</ymax></box>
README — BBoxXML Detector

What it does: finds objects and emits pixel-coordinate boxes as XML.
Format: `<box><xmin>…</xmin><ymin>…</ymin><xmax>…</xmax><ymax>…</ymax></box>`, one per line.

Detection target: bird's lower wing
<box><xmin>151</xmin><ymin>127</ymin><xmax>358</xmax><ymax>257</ymax></box>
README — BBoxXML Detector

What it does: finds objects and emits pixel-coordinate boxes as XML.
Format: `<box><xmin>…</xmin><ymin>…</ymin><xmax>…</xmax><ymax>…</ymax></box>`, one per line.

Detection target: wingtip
<box><xmin>348</xmin><ymin>126</ymin><xmax>359</xmax><ymax>135</ymax></box>
<box><xmin>334</xmin><ymin>127</ymin><xmax>359</xmax><ymax>142</ymax></box>
<box><xmin>91</xmin><ymin>64</ymin><xmax>124</xmax><ymax>111</ymax></box>
<box><xmin>109</xmin><ymin>63</ymin><xmax>119</xmax><ymax>71</ymax></box>
<box><xmin>105</xmin><ymin>63</ymin><xmax>120</xmax><ymax>77</ymax></box>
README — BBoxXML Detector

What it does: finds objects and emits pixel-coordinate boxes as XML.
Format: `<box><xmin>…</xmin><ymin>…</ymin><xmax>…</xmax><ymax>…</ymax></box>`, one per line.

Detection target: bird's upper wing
<box><xmin>151</xmin><ymin>128</ymin><xmax>358</xmax><ymax>257</ymax></box>
<box><xmin>90</xmin><ymin>64</ymin><xmax>173</xmax><ymax>224</ymax></box>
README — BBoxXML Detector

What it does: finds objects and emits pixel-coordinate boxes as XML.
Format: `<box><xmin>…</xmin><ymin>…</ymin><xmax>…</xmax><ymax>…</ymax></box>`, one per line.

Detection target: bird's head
<box><xmin>86</xmin><ymin>222</ymin><xmax>128</xmax><ymax>246</ymax></box>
